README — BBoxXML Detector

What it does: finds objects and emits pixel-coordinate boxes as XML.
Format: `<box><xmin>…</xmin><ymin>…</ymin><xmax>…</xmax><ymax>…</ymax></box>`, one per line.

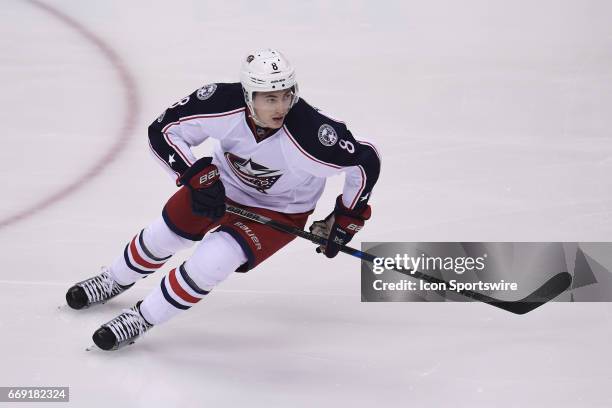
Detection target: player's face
<box><xmin>253</xmin><ymin>89</ymin><xmax>293</xmax><ymax>129</ymax></box>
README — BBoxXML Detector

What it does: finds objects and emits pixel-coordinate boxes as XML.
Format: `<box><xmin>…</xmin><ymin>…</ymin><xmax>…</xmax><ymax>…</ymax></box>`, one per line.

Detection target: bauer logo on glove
<box><xmin>198</xmin><ymin>168</ymin><xmax>220</xmax><ymax>187</ymax></box>
<box><xmin>309</xmin><ymin>195</ymin><xmax>372</xmax><ymax>258</ymax></box>
<box><xmin>178</xmin><ymin>157</ymin><xmax>226</xmax><ymax>220</ymax></box>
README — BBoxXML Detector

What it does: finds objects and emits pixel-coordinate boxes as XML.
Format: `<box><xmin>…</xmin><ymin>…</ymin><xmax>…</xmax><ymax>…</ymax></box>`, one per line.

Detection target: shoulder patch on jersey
<box><xmin>156</xmin><ymin>82</ymin><xmax>245</xmax><ymax>121</ymax></box>
<box><xmin>317</xmin><ymin>124</ymin><xmax>338</xmax><ymax>147</ymax></box>
<box><xmin>196</xmin><ymin>83</ymin><xmax>217</xmax><ymax>100</ymax></box>
<box><xmin>284</xmin><ymin>99</ymin><xmax>350</xmax><ymax>163</ymax></box>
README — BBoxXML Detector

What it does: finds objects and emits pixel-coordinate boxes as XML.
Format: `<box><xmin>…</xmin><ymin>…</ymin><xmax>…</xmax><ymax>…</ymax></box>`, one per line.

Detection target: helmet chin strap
<box><xmin>247</xmin><ymin>100</ymin><xmax>278</xmax><ymax>128</ymax></box>
<box><xmin>250</xmin><ymin>110</ymin><xmax>268</xmax><ymax>128</ymax></box>
<box><xmin>246</xmin><ymin>105</ymin><xmax>270</xmax><ymax>129</ymax></box>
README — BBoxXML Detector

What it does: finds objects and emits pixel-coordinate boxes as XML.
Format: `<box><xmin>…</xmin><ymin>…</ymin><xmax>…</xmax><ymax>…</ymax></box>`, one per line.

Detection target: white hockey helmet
<box><xmin>240</xmin><ymin>49</ymin><xmax>299</xmax><ymax>124</ymax></box>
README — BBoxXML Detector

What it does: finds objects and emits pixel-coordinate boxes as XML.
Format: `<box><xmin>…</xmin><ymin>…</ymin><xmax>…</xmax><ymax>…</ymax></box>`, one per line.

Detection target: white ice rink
<box><xmin>1</xmin><ymin>0</ymin><xmax>612</xmax><ymax>406</ymax></box>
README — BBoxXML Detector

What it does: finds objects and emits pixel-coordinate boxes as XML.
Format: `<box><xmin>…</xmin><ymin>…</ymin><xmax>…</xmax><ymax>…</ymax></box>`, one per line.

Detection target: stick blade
<box><xmin>491</xmin><ymin>272</ymin><xmax>572</xmax><ymax>315</ymax></box>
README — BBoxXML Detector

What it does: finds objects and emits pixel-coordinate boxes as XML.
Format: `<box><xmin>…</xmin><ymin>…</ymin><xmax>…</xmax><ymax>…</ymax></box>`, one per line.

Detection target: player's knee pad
<box><xmin>143</xmin><ymin>217</ymin><xmax>194</xmax><ymax>258</ymax></box>
<box><xmin>183</xmin><ymin>231</ymin><xmax>247</xmax><ymax>291</ymax></box>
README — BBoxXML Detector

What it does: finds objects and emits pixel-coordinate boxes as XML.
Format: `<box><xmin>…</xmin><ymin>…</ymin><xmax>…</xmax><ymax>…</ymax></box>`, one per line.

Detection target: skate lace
<box><xmin>82</xmin><ymin>267</ymin><xmax>116</xmax><ymax>303</ymax></box>
<box><xmin>107</xmin><ymin>307</ymin><xmax>151</xmax><ymax>343</ymax></box>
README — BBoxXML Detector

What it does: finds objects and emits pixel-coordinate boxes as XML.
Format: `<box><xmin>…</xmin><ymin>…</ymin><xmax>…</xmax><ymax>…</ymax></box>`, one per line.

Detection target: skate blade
<box><xmin>86</xmin><ymin>342</ymin><xmax>133</xmax><ymax>352</ymax></box>
<box><xmin>86</xmin><ymin>344</ymin><xmax>98</xmax><ymax>352</ymax></box>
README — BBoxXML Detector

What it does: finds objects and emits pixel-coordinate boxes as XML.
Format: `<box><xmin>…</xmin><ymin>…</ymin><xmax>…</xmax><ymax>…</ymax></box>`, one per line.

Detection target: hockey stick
<box><xmin>225</xmin><ymin>205</ymin><xmax>572</xmax><ymax>315</ymax></box>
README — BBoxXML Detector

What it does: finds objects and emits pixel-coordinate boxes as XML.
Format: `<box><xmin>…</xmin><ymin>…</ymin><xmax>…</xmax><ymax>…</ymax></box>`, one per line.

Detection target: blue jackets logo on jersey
<box><xmin>317</xmin><ymin>124</ymin><xmax>338</xmax><ymax>146</ymax></box>
<box><xmin>224</xmin><ymin>152</ymin><xmax>283</xmax><ymax>193</ymax></box>
<box><xmin>196</xmin><ymin>83</ymin><xmax>218</xmax><ymax>100</ymax></box>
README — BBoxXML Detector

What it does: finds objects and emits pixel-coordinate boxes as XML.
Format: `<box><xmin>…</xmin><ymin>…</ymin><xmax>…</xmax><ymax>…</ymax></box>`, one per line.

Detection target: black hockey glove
<box><xmin>177</xmin><ymin>157</ymin><xmax>226</xmax><ymax>220</ymax></box>
<box><xmin>309</xmin><ymin>195</ymin><xmax>372</xmax><ymax>258</ymax></box>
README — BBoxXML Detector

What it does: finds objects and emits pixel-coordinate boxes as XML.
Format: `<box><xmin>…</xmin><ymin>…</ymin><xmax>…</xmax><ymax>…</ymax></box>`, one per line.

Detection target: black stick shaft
<box><xmin>225</xmin><ymin>205</ymin><xmax>571</xmax><ymax>315</ymax></box>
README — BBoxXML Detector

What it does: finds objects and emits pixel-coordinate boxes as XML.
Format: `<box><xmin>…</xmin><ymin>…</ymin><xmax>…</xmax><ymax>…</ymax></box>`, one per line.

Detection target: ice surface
<box><xmin>1</xmin><ymin>0</ymin><xmax>611</xmax><ymax>406</ymax></box>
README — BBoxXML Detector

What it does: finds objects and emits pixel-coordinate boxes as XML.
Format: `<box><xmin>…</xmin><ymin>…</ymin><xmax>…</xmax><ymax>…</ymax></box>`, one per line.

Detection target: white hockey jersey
<box><xmin>148</xmin><ymin>83</ymin><xmax>381</xmax><ymax>214</ymax></box>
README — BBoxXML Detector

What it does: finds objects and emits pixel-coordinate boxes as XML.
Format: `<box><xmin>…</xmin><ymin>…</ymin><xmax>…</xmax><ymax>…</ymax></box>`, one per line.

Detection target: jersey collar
<box><xmin>245</xmin><ymin>112</ymin><xmax>281</xmax><ymax>143</ymax></box>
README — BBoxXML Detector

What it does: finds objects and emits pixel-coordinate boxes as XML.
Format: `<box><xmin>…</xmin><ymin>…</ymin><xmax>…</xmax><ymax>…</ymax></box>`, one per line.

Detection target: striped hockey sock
<box><xmin>139</xmin><ymin>264</ymin><xmax>211</xmax><ymax>325</ymax></box>
<box><xmin>110</xmin><ymin>229</ymin><xmax>171</xmax><ymax>285</ymax></box>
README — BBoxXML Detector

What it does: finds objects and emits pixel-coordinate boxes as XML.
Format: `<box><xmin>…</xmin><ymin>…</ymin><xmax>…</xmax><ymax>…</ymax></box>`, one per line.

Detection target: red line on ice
<box><xmin>0</xmin><ymin>0</ymin><xmax>140</xmax><ymax>230</ymax></box>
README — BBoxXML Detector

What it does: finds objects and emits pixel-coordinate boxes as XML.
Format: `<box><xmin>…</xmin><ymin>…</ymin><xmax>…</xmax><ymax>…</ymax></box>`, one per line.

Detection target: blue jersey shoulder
<box><xmin>151</xmin><ymin>82</ymin><xmax>244</xmax><ymax>128</ymax></box>
<box><xmin>186</xmin><ymin>82</ymin><xmax>245</xmax><ymax>115</ymax></box>
<box><xmin>284</xmin><ymin>99</ymin><xmax>356</xmax><ymax>166</ymax></box>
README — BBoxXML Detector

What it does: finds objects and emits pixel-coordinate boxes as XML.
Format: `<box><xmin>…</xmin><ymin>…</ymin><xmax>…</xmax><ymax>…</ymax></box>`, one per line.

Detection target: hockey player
<box><xmin>65</xmin><ymin>49</ymin><xmax>381</xmax><ymax>350</ymax></box>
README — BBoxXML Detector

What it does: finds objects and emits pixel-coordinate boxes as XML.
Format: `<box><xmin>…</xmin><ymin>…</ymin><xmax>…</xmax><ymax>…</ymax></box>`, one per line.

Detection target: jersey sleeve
<box><xmin>147</xmin><ymin>83</ymin><xmax>244</xmax><ymax>179</ymax></box>
<box><xmin>283</xmin><ymin>101</ymin><xmax>381</xmax><ymax>211</ymax></box>
<box><xmin>339</xmin><ymin>134</ymin><xmax>381</xmax><ymax>210</ymax></box>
